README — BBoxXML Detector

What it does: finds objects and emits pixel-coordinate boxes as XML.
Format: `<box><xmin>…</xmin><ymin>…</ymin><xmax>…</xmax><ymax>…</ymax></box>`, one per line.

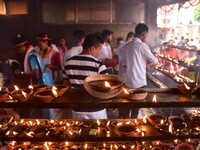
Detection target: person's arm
<box><xmin>142</xmin><ymin>43</ymin><xmax>158</xmax><ymax>64</ymax></box>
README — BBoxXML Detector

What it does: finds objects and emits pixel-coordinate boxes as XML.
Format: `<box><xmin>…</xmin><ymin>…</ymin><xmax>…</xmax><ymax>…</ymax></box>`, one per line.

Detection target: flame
<box><xmin>131</xmin><ymin>145</ymin><xmax>135</xmax><ymax>149</ymax></box>
<box><xmin>123</xmin><ymin>88</ymin><xmax>129</xmax><ymax>95</ymax></box>
<box><xmin>143</xmin><ymin>115</ymin><xmax>147</xmax><ymax>124</ymax></box>
<box><xmin>29</xmin><ymin>121</ymin><xmax>33</xmax><ymax>126</ymax></box>
<box><xmin>6</xmin><ymin>131</ymin><xmax>10</xmax><ymax>135</ymax></box>
<box><xmin>103</xmin><ymin>143</ymin><xmax>106</xmax><ymax>148</ymax></box>
<box><xmin>69</xmin><ymin>131</ymin><xmax>73</xmax><ymax>135</ymax></box>
<box><xmin>114</xmin><ymin>144</ymin><xmax>118</xmax><ymax>149</ymax></box>
<box><xmin>156</xmin><ymin>141</ymin><xmax>160</xmax><ymax>145</ymax></box>
<box><xmin>20</xmin><ymin>119</ymin><xmax>24</xmax><ymax>124</ymax></box>
<box><xmin>142</xmin><ymin>141</ymin><xmax>145</xmax><ymax>145</ymax></box>
<box><xmin>195</xmin><ymin>127</ymin><xmax>200</xmax><ymax>131</ymax></box>
<box><xmin>104</xmin><ymin>81</ymin><xmax>111</xmax><ymax>88</ymax></box>
<box><xmin>106</xmin><ymin>121</ymin><xmax>110</xmax><ymax>127</ymax></box>
<box><xmin>110</xmin><ymin>145</ymin><xmax>113</xmax><ymax>149</ymax></box>
<box><xmin>0</xmin><ymin>87</ymin><xmax>2</xmax><ymax>91</ymax></box>
<box><xmin>9</xmin><ymin>95</ymin><xmax>13</xmax><ymax>100</ymax></box>
<box><xmin>14</xmin><ymin>85</ymin><xmax>19</xmax><ymax>91</ymax></box>
<box><xmin>84</xmin><ymin>144</ymin><xmax>88</xmax><ymax>149</ymax></box>
<box><xmin>136</xmin><ymin>128</ymin><xmax>141</xmax><ymax>133</ymax></box>
<box><xmin>0</xmin><ymin>124</ymin><xmax>2</xmax><ymax>128</ymax></box>
<box><xmin>11</xmin><ymin>141</ymin><xmax>16</xmax><ymax>147</ymax></box>
<box><xmin>52</xmin><ymin>88</ymin><xmax>58</xmax><ymax>97</ymax></box>
<box><xmin>44</xmin><ymin>142</ymin><xmax>49</xmax><ymax>150</ymax></box>
<box><xmin>26</xmin><ymin>131</ymin><xmax>34</xmax><ymax>137</ymax></box>
<box><xmin>125</xmin><ymin>121</ymin><xmax>131</xmax><ymax>125</ymax></box>
<box><xmin>96</xmin><ymin>119</ymin><xmax>101</xmax><ymax>126</ymax></box>
<box><xmin>122</xmin><ymin>145</ymin><xmax>126</xmax><ymax>149</ymax></box>
<box><xmin>169</xmin><ymin>124</ymin><xmax>173</xmax><ymax>134</ymax></box>
<box><xmin>66</xmin><ymin>122</ymin><xmax>70</xmax><ymax>127</ymax></box>
<box><xmin>134</xmin><ymin>119</ymin><xmax>138</xmax><ymax>125</ymax></box>
<box><xmin>117</xmin><ymin>122</ymin><xmax>123</xmax><ymax>126</ymax></box>
<box><xmin>52</xmin><ymin>86</ymin><xmax>57</xmax><ymax>90</ymax></box>
<box><xmin>28</xmin><ymin>85</ymin><xmax>33</xmax><ymax>90</ymax></box>
<box><xmin>64</xmin><ymin>126</ymin><xmax>66</xmax><ymax>130</ymax></box>
<box><xmin>152</xmin><ymin>95</ymin><xmax>157</xmax><ymax>103</ymax></box>
<box><xmin>174</xmin><ymin>139</ymin><xmax>178</xmax><ymax>144</ymax></box>
<box><xmin>183</xmin><ymin>83</ymin><xmax>191</xmax><ymax>90</ymax></box>
<box><xmin>22</xmin><ymin>91</ymin><xmax>28</xmax><ymax>98</ymax></box>
<box><xmin>13</xmin><ymin>131</ymin><xmax>18</xmax><ymax>136</ymax></box>
<box><xmin>14</xmin><ymin>121</ymin><xmax>18</xmax><ymax>125</ymax></box>
<box><xmin>50</xmin><ymin>120</ymin><xmax>54</xmax><ymax>124</ymax></box>
<box><xmin>187</xmin><ymin>138</ymin><xmax>191</xmax><ymax>143</ymax></box>
<box><xmin>60</xmin><ymin>121</ymin><xmax>63</xmax><ymax>125</ymax></box>
<box><xmin>141</xmin><ymin>131</ymin><xmax>145</xmax><ymax>137</ymax></box>
<box><xmin>160</xmin><ymin>119</ymin><xmax>164</xmax><ymax>124</ymax></box>
<box><xmin>36</xmin><ymin>119</ymin><xmax>40</xmax><ymax>125</ymax></box>
<box><xmin>66</xmin><ymin>142</ymin><xmax>69</xmax><ymax>146</ymax></box>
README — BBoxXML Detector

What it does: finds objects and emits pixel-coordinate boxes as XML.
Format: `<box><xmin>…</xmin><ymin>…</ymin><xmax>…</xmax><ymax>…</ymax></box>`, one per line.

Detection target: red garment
<box><xmin>51</xmin><ymin>52</ymin><xmax>61</xmax><ymax>66</ymax></box>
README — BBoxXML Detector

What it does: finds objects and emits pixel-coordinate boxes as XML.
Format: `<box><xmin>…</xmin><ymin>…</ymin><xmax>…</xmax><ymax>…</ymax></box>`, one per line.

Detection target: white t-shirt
<box><xmin>64</xmin><ymin>46</ymin><xmax>83</xmax><ymax>62</ymax></box>
<box><xmin>97</xmin><ymin>42</ymin><xmax>112</xmax><ymax>61</ymax></box>
<box><xmin>124</xmin><ymin>38</ymin><xmax>158</xmax><ymax>88</ymax></box>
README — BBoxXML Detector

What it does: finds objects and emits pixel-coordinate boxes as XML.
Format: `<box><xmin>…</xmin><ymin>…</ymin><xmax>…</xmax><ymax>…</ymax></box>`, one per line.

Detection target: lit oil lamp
<box><xmin>152</xmin><ymin>95</ymin><xmax>157</xmax><ymax>103</ymax></box>
<box><xmin>142</xmin><ymin>115</ymin><xmax>148</xmax><ymax>124</ymax></box>
<box><xmin>14</xmin><ymin>85</ymin><xmax>19</xmax><ymax>91</ymax></box>
<box><xmin>104</xmin><ymin>81</ymin><xmax>111</xmax><ymax>91</ymax></box>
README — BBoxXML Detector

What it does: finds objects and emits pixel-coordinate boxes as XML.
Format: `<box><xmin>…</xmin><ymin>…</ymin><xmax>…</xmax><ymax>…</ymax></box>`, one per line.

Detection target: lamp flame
<box><xmin>44</xmin><ymin>142</ymin><xmax>49</xmax><ymax>150</ymax></box>
<box><xmin>183</xmin><ymin>83</ymin><xmax>191</xmax><ymax>90</ymax></box>
<box><xmin>104</xmin><ymin>81</ymin><xmax>111</xmax><ymax>88</ymax></box>
<box><xmin>103</xmin><ymin>143</ymin><xmax>106</xmax><ymax>148</ymax></box>
<box><xmin>36</xmin><ymin>119</ymin><xmax>40</xmax><ymax>125</ymax></box>
<box><xmin>84</xmin><ymin>144</ymin><xmax>88</xmax><ymax>149</ymax></box>
<box><xmin>97</xmin><ymin>119</ymin><xmax>101</xmax><ymax>126</ymax></box>
<box><xmin>117</xmin><ymin>122</ymin><xmax>123</xmax><ymax>126</ymax></box>
<box><xmin>0</xmin><ymin>87</ymin><xmax>2</xmax><ymax>91</ymax></box>
<box><xmin>160</xmin><ymin>119</ymin><xmax>164</xmax><ymax>124</ymax></box>
<box><xmin>106</xmin><ymin>121</ymin><xmax>110</xmax><ymax>127</ymax></box>
<box><xmin>28</xmin><ymin>85</ymin><xmax>33</xmax><ymax>90</ymax></box>
<box><xmin>123</xmin><ymin>88</ymin><xmax>129</xmax><ymax>95</ymax></box>
<box><xmin>22</xmin><ymin>91</ymin><xmax>28</xmax><ymax>98</ymax></box>
<box><xmin>14</xmin><ymin>85</ymin><xmax>19</xmax><ymax>91</ymax></box>
<box><xmin>9</xmin><ymin>95</ymin><xmax>13</xmax><ymax>100</ymax></box>
<box><xmin>13</xmin><ymin>131</ymin><xmax>18</xmax><ymax>136</ymax></box>
<box><xmin>11</xmin><ymin>141</ymin><xmax>16</xmax><ymax>147</ymax></box>
<box><xmin>152</xmin><ymin>95</ymin><xmax>157</xmax><ymax>103</ymax></box>
<box><xmin>52</xmin><ymin>88</ymin><xmax>58</xmax><ymax>97</ymax></box>
<box><xmin>143</xmin><ymin>115</ymin><xmax>147</xmax><ymax>124</ymax></box>
<box><xmin>26</xmin><ymin>131</ymin><xmax>34</xmax><ymax>137</ymax></box>
<box><xmin>20</xmin><ymin>119</ymin><xmax>24</xmax><ymax>124</ymax></box>
<box><xmin>169</xmin><ymin>124</ymin><xmax>173</xmax><ymax>134</ymax></box>
<box><xmin>125</xmin><ymin>121</ymin><xmax>131</xmax><ymax>125</ymax></box>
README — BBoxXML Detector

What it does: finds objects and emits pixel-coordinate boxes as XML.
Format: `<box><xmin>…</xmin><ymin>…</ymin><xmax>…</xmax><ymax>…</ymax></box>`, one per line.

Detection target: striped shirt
<box><xmin>63</xmin><ymin>54</ymin><xmax>108</xmax><ymax>88</ymax></box>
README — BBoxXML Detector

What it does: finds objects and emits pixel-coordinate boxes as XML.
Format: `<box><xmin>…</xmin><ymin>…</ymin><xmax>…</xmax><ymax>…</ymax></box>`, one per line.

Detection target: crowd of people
<box><xmin>0</xmin><ymin>23</ymin><xmax>159</xmax><ymax>119</ymax></box>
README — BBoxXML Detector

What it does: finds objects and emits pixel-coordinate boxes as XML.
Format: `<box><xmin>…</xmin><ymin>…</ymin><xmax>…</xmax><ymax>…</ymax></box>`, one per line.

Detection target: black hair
<box><xmin>73</xmin><ymin>30</ymin><xmax>85</xmax><ymax>44</ymax></box>
<box><xmin>117</xmin><ymin>37</ymin><xmax>124</xmax><ymax>43</ymax></box>
<box><xmin>135</xmin><ymin>23</ymin><xmax>148</xmax><ymax>37</ymax></box>
<box><xmin>83</xmin><ymin>34</ymin><xmax>103</xmax><ymax>50</ymax></box>
<box><xmin>126</xmin><ymin>32</ymin><xmax>135</xmax><ymax>41</ymax></box>
<box><xmin>102</xmin><ymin>29</ymin><xmax>113</xmax><ymax>39</ymax></box>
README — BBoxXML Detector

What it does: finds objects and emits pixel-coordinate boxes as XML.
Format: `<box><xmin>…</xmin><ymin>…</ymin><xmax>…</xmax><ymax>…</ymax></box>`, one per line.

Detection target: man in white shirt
<box><xmin>124</xmin><ymin>23</ymin><xmax>158</xmax><ymax>88</ymax></box>
<box><xmin>97</xmin><ymin>29</ymin><xmax>118</xmax><ymax>69</ymax></box>
<box><xmin>64</xmin><ymin>30</ymin><xmax>85</xmax><ymax>62</ymax></box>
<box><xmin>118</xmin><ymin>32</ymin><xmax>135</xmax><ymax>78</ymax></box>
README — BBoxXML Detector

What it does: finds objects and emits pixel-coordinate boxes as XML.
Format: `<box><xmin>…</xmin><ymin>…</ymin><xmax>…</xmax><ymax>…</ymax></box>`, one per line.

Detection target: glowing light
<box><xmin>117</xmin><ymin>122</ymin><xmax>123</xmax><ymax>126</ymax></box>
<box><xmin>123</xmin><ymin>88</ymin><xmax>129</xmax><ymax>95</ymax></box>
<box><xmin>96</xmin><ymin>119</ymin><xmax>101</xmax><ymax>126</ymax></box>
<box><xmin>26</xmin><ymin>131</ymin><xmax>34</xmax><ymax>137</ymax></box>
<box><xmin>28</xmin><ymin>85</ymin><xmax>33</xmax><ymax>90</ymax></box>
<box><xmin>20</xmin><ymin>119</ymin><xmax>24</xmax><ymax>124</ymax></box>
<box><xmin>183</xmin><ymin>83</ymin><xmax>191</xmax><ymax>90</ymax></box>
<box><xmin>106</xmin><ymin>121</ymin><xmax>110</xmax><ymax>127</ymax></box>
<box><xmin>160</xmin><ymin>119</ymin><xmax>164</xmax><ymax>124</ymax></box>
<box><xmin>103</xmin><ymin>143</ymin><xmax>106</xmax><ymax>148</ymax></box>
<box><xmin>169</xmin><ymin>124</ymin><xmax>173</xmax><ymax>134</ymax></box>
<box><xmin>84</xmin><ymin>143</ymin><xmax>88</xmax><ymax>149</ymax></box>
<box><xmin>36</xmin><ymin>119</ymin><xmax>40</xmax><ymax>125</ymax></box>
<box><xmin>52</xmin><ymin>88</ymin><xmax>58</xmax><ymax>97</ymax></box>
<box><xmin>143</xmin><ymin>115</ymin><xmax>147</xmax><ymax>124</ymax></box>
<box><xmin>29</xmin><ymin>121</ymin><xmax>33</xmax><ymax>126</ymax></box>
<box><xmin>125</xmin><ymin>121</ymin><xmax>131</xmax><ymax>125</ymax></box>
<box><xmin>152</xmin><ymin>94</ymin><xmax>157</xmax><ymax>103</ymax></box>
<box><xmin>13</xmin><ymin>131</ymin><xmax>18</xmax><ymax>136</ymax></box>
<box><xmin>14</xmin><ymin>85</ymin><xmax>19</xmax><ymax>91</ymax></box>
<box><xmin>21</xmin><ymin>91</ymin><xmax>28</xmax><ymax>98</ymax></box>
<box><xmin>104</xmin><ymin>81</ymin><xmax>111</xmax><ymax>88</ymax></box>
<box><xmin>44</xmin><ymin>142</ymin><xmax>49</xmax><ymax>150</ymax></box>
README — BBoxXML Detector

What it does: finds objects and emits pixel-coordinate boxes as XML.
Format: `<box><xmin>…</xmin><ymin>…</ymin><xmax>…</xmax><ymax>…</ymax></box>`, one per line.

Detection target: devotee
<box><xmin>123</xmin><ymin>23</ymin><xmax>158</xmax><ymax>118</ymax></box>
<box><xmin>35</xmin><ymin>33</ymin><xmax>62</xmax><ymax>82</ymax></box>
<box><xmin>13</xmin><ymin>34</ymin><xmax>34</xmax><ymax>73</ymax></box>
<box><xmin>64</xmin><ymin>30</ymin><xmax>85</xmax><ymax>61</ymax></box>
<box><xmin>63</xmin><ymin>34</ymin><xmax>108</xmax><ymax>119</ymax></box>
<box><xmin>57</xmin><ymin>37</ymin><xmax>68</xmax><ymax>66</ymax></box>
<box><xmin>97</xmin><ymin>29</ymin><xmax>118</xmax><ymax>71</ymax></box>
